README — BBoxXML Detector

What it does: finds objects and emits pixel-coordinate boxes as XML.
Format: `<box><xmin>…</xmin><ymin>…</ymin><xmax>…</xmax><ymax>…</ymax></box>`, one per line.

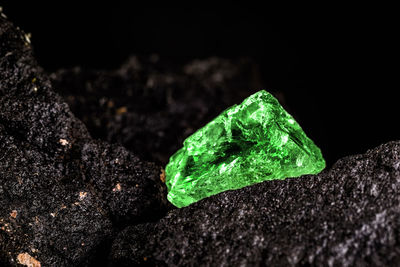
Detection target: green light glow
<box><xmin>166</xmin><ymin>90</ymin><xmax>325</xmax><ymax>208</ymax></box>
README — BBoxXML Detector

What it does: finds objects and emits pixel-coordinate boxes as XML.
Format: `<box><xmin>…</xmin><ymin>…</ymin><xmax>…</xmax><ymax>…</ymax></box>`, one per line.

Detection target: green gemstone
<box><xmin>166</xmin><ymin>90</ymin><xmax>325</xmax><ymax>208</ymax></box>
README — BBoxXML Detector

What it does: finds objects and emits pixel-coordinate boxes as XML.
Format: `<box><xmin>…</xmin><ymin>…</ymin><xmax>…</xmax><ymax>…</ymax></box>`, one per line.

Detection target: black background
<box><xmin>1</xmin><ymin>3</ymin><xmax>398</xmax><ymax>166</ymax></box>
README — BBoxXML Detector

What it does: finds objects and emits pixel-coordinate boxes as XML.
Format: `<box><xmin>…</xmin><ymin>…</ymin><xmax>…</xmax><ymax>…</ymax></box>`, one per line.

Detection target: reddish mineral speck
<box><xmin>79</xmin><ymin>191</ymin><xmax>87</xmax><ymax>200</ymax></box>
<box><xmin>112</xmin><ymin>183</ymin><xmax>122</xmax><ymax>192</ymax></box>
<box><xmin>10</xmin><ymin>210</ymin><xmax>18</xmax><ymax>219</ymax></box>
<box><xmin>59</xmin><ymin>139</ymin><xmax>69</xmax><ymax>146</ymax></box>
<box><xmin>116</xmin><ymin>106</ymin><xmax>127</xmax><ymax>115</ymax></box>
<box><xmin>160</xmin><ymin>168</ymin><xmax>166</xmax><ymax>183</ymax></box>
<box><xmin>17</xmin><ymin>253</ymin><xmax>41</xmax><ymax>267</ymax></box>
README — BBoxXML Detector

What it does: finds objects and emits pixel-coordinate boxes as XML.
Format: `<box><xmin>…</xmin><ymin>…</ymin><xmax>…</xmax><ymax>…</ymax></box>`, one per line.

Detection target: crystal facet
<box><xmin>166</xmin><ymin>90</ymin><xmax>325</xmax><ymax>208</ymax></box>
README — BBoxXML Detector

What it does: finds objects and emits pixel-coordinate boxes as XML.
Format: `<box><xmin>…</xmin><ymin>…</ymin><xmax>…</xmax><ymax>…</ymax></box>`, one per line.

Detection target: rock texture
<box><xmin>0</xmin><ymin>10</ymin><xmax>167</xmax><ymax>266</ymax></box>
<box><xmin>110</xmin><ymin>141</ymin><xmax>400</xmax><ymax>266</ymax></box>
<box><xmin>3</xmin><ymin>6</ymin><xmax>400</xmax><ymax>267</ymax></box>
<box><xmin>51</xmin><ymin>56</ymin><xmax>264</xmax><ymax>165</ymax></box>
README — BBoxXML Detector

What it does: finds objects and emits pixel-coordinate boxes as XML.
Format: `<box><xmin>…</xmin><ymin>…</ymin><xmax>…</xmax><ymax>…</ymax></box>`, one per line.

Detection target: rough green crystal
<box><xmin>166</xmin><ymin>90</ymin><xmax>325</xmax><ymax>208</ymax></box>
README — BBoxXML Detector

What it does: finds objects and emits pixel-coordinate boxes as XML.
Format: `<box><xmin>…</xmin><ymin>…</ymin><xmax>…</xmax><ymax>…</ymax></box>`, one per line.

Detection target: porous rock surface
<box><xmin>0</xmin><ymin>11</ymin><xmax>167</xmax><ymax>266</ymax></box>
<box><xmin>3</xmin><ymin>7</ymin><xmax>400</xmax><ymax>267</ymax></box>
<box><xmin>110</xmin><ymin>141</ymin><xmax>400</xmax><ymax>266</ymax></box>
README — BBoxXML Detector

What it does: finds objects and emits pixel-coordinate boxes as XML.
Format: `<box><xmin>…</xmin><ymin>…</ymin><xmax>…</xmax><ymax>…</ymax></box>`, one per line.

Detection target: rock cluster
<box><xmin>1</xmin><ymin>8</ymin><xmax>400</xmax><ymax>267</ymax></box>
<box><xmin>51</xmin><ymin>56</ymin><xmax>262</xmax><ymax>165</ymax></box>
<box><xmin>110</xmin><ymin>141</ymin><xmax>400</xmax><ymax>266</ymax></box>
<box><xmin>0</xmin><ymin>11</ymin><xmax>167</xmax><ymax>266</ymax></box>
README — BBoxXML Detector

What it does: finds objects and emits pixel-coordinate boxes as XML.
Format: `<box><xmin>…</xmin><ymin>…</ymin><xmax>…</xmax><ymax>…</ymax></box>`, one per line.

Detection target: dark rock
<box><xmin>81</xmin><ymin>141</ymin><xmax>168</xmax><ymax>226</ymax></box>
<box><xmin>7</xmin><ymin>5</ymin><xmax>399</xmax><ymax>267</ymax></box>
<box><xmin>109</xmin><ymin>223</ymin><xmax>158</xmax><ymax>266</ymax></box>
<box><xmin>51</xmin><ymin>56</ymin><xmax>264</xmax><ymax>165</ymax></box>
<box><xmin>109</xmin><ymin>141</ymin><xmax>400</xmax><ymax>266</ymax></box>
<box><xmin>0</xmin><ymin>122</ymin><xmax>112</xmax><ymax>266</ymax></box>
<box><xmin>0</xmin><ymin>11</ymin><xmax>167</xmax><ymax>266</ymax></box>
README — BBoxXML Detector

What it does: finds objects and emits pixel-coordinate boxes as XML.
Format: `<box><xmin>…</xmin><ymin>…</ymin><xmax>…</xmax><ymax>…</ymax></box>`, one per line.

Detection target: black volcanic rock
<box><xmin>109</xmin><ymin>141</ymin><xmax>400</xmax><ymax>266</ymax></box>
<box><xmin>0</xmin><ymin>120</ymin><xmax>112</xmax><ymax>266</ymax></box>
<box><xmin>0</xmin><ymin>10</ymin><xmax>167</xmax><ymax>266</ymax></box>
<box><xmin>81</xmin><ymin>141</ymin><xmax>168</xmax><ymax>225</ymax></box>
<box><xmin>4</xmin><ymin>6</ymin><xmax>400</xmax><ymax>267</ymax></box>
<box><xmin>51</xmin><ymin>56</ymin><xmax>264</xmax><ymax>165</ymax></box>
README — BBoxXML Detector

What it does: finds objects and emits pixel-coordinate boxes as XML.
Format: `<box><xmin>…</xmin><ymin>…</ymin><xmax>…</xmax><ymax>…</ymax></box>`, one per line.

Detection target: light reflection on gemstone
<box><xmin>166</xmin><ymin>90</ymin><xmax>325</xmax><ymax>208</ymax></box>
